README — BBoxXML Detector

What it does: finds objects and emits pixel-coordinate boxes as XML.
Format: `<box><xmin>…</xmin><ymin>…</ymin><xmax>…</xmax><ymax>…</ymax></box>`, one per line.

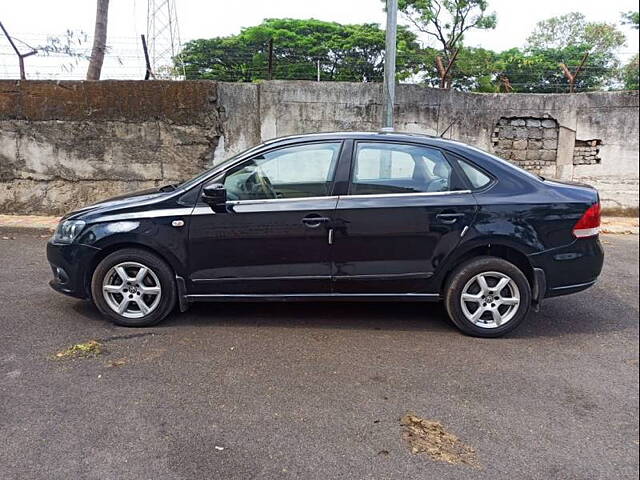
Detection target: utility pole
<box><xmin>267</xmin><ymin>38</ymin><xmax>274</xmax><ymax>80</ymax></box>
<box><xmin>382</xmin><ymin>0</ymin><xmax>398</xmax><ymax>131</ymax></box>
<box><xmin>146</xmin><ymin>0</ymin><xmax>184</xmax><ymax>78</ymax></box>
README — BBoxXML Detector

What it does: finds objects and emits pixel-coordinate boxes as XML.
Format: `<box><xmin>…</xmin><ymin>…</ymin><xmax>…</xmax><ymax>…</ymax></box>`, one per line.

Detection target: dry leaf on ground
<box><xmin>400</xmin><ymin>413</ymin><xmax>480</xmax><ymax>468</ymax></box>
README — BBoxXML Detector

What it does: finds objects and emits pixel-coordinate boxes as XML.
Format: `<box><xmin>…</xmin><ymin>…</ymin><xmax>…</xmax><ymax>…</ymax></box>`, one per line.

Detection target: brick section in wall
<box><xmin>491</xmin><ymin>117</ymin><xmax>559</xmax><ymax>174</ymax></box>
<box><xmin>573</xmin><ymin>139</ymin><xmax>602</xmax><ymax>165</ymax></box>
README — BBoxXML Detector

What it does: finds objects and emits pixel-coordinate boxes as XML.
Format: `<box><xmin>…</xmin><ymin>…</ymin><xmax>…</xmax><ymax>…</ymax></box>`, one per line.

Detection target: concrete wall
<box><xmin>1</xmin><ymin>80</ymin><xmax>638</xmax><ymax>215</ymax></box>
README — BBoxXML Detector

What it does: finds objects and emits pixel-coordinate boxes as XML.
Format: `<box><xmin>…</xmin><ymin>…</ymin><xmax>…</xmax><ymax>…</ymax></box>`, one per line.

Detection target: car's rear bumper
<box><xmin>47</xmin><ymin>239</ymin><xmax>101</xmax><ymax>299</ymax></box>
<box><xmin>529</xmin><ymin>236</ymin><xmax>604</xmax><ymax>298</ymax></box>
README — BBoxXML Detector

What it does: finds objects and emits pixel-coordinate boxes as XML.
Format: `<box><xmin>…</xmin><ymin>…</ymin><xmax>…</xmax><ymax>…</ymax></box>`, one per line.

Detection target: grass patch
<box><xmin>54</xmin><ymin>340</ymin><xmax>102</xmax><ymax>359</ymax></box>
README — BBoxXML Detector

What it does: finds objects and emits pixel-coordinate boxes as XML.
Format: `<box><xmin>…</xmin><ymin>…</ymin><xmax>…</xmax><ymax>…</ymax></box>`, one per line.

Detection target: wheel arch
<box><xmin>438</xmin><ymin>242</ymin><xmax>535</xmax><ymax>297</ymax></box>
<box><xmin>82</xmin><ymin>242</ymin><xmax>179</xmax><ymax>298</ymax></box>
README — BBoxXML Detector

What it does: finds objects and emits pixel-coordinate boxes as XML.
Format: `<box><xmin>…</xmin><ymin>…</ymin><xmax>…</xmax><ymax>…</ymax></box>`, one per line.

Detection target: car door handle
<box><xmin>436</xmin><ymin>212</ymin><xmax>465</xmax><ymax>224</ymax></box>
<box><xmin>302</xmin><ymin>215</ymin><xmax>331</xmax><ymax>228</ymax></box>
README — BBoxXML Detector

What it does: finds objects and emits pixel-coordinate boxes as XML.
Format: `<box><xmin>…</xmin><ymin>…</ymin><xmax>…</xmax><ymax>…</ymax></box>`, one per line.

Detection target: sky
<box><xmin>0</xmin><ymin>0</ymin><xmax>638</xmax><ymax>80</ymax></box>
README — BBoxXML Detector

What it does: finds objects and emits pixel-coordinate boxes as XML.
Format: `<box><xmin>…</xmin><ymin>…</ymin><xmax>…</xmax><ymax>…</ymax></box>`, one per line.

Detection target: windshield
<box><xmin>174</xmin><ymin>143</ymin><xmax>266</xmax><ymax>191</ymax></box>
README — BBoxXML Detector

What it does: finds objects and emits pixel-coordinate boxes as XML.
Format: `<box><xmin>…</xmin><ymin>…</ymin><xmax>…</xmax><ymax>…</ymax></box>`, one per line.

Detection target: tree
<box><xmin>621</xmin><ymin>11</ymin><xmax>639</xmax><ymax>29</ymax></box>
<box><xmin>179</xmin><ymin>18</ymin><xmax>424</xmax><ymax>82</ymax></box>
<box><xmin>492</xmin><ymin>47</ymin><xmax>618</xmax><ymax>93</ymax></box>
<box><xmin>621</xmin><ymin>54</ymin><xmax>639</xmax><ymax>90</ymax></box>
<box><xmin>525</xmin><ymin>13</ymin><xmax>625</xmax><ymax>92</ymax></box>
<box><xmin>526</xmin><ymin>12</ymin><xmax>625</xmax><ymax>52</ymax></box>
<box><xmin>417</xmin><ymin>46</ymin><xmax>496</xmax><ymax>91</ymax></box>
<box><xmin>392</xmin><ymin>0</ymin><xmax>496</xmax><ymax>87</ymax></box>
<box><xmin>86</xmin><ymin>0</ymin><xmax>110</xmax><ymax>80</ymax></box>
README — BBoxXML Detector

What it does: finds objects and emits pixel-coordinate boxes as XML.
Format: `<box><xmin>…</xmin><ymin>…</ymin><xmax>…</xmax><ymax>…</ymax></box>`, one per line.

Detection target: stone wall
<box><xmin>0</xmin><ymin>81</ymin><xmax>222</xmax><ymax>214</ymax></box>
<box><xmin>573</xmin><ymin>139</ymin><xmax>602</xmax><ymax>165</ymax></box>
<box><xmin>0</xmin><ymin>80</ymin><xmax>638</xmax><ymax>215</ymax></box>
<box><xmin>490</xmin><ymin>117</ymin><xmax>559</xmax><ymax>177</ymax></box>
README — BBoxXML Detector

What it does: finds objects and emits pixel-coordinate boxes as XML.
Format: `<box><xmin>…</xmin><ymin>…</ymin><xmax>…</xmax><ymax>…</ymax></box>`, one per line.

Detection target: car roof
<box><xmin>261</xmin><ymin>131</ymin><xmax>462</xmax><ymax>149</ymax></box>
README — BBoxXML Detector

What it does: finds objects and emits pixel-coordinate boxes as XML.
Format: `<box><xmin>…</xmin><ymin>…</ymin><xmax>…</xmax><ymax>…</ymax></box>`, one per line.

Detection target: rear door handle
<box><xmin>436</xmin><ymin>213</ymin><xmax>465</xmax><ymax>224</ymax></box>
<box><xmin>302</xmin><ymin>215</ymin><xmax>331</xmax><ymax>228</ymax></box>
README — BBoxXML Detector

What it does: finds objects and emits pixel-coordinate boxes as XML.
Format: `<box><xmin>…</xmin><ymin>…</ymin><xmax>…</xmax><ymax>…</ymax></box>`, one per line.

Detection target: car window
<box><xmin>456</xmin><ymin>158</ymin><xmax>492</xmax><ymax>190</ymax></box>
<box><xmin>223</xmin><ymin>143</ymin><xmax>341</xmax><ymax>201</ymax></box>
<box><xmin>351</xmin><ymin>142</ymin><xmax>461</xmax><ymax>195</ymax></box>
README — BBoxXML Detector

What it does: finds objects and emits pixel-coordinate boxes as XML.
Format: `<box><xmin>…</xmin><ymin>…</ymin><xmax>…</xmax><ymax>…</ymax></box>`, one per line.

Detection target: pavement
<box><xmin>0</xmin><ymin>229</ymin><xmax>638</xmax><ymax>480</ymax></box>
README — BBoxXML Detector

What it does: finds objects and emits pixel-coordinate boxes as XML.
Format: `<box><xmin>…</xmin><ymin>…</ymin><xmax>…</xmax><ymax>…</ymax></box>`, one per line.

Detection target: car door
<box><xmin>331</xmin><ymin>141</ymin><xmax>478</xmax><ymax>294</ymax></box>
<box><xmin>188</xmin><ymin>141</ymin><xmax>343</xmax><ymax>295</ymax></box>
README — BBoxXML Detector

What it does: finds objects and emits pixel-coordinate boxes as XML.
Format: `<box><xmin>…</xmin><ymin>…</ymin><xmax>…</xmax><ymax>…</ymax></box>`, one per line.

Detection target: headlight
<box><xmin>53</xmin><ymin>219</ymin><xmax>86</xmax><ymax>244</ymax></box>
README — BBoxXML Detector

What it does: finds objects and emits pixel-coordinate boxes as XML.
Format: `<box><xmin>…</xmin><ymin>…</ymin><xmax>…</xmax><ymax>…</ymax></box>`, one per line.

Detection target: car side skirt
<box><xmin>185</xmin><ymin>293</ymin><xmax>441</xmax><ymax>303</ymax></box>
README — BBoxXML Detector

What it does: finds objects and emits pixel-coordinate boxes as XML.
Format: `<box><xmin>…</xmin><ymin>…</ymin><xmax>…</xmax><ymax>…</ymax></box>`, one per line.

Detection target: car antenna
<box><xmin>439</xmin><ymin>118</ymin><xmax>458</xmax><ymax>138</ymax></box>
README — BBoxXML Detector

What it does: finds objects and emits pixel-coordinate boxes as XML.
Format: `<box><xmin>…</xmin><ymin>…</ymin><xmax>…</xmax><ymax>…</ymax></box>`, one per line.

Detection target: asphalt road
<box><xmin>0</xmin><ymin>229</ymin><xmax>638</xmax><ymax>480</ymax></box>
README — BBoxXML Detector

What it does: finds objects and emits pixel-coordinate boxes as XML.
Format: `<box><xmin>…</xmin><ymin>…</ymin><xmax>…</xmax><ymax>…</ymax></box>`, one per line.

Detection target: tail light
<box><xmin>573</xmin><ymin>203</ymin><xmax>601</xmax><ymax>238</ymax></box>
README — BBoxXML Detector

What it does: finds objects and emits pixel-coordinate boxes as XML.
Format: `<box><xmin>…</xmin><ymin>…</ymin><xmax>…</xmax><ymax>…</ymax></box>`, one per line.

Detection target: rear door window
<box><xmin>350</xmin><ymin>142</ymin><xmax>464</xmax><ymax>195</ymax></box>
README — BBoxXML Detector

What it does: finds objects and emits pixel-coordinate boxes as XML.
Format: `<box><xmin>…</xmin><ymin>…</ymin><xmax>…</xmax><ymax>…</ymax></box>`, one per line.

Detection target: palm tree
<box><xmin>86</xmin><ymin>0</ymin><xmax>110</xmax><ymax>80</ymax></box>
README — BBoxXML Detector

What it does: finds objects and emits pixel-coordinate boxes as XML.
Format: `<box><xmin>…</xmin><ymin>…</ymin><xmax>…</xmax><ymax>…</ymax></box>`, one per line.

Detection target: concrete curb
<box><xmin>0</xmin><ymin>215</ymin><xmax>60</xmax><ymax>232</ymax></box>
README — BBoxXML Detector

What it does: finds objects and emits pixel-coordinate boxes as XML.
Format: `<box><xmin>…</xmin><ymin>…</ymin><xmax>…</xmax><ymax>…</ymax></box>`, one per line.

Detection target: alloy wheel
<box><xmin>102</xmin><ymin>262</ymin><xmax>162</xmax><ymax>319</ymax></box>
<box><xmin>460</xmin><ymin>271</ymin><xmax>520</xmax><ymax>329</ymax></box>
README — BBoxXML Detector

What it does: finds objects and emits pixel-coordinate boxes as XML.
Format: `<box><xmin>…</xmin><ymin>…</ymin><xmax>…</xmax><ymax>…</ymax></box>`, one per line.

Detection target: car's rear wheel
<box><xmin>91</xmin><ymin>248</ymin><xmax>176</xmax><ymax>327</ymax></box>
<box><xmin>444</xmin><ymin>256</ymin><xmax>531</xmax><ymax>337</ymax></box>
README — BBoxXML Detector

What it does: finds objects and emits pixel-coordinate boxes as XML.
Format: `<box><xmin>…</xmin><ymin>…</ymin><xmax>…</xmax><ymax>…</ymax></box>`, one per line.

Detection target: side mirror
<box><xmin>202</xmin><ymin>183</ymin><xmax>228</xmax><ymax>213</ymax></box>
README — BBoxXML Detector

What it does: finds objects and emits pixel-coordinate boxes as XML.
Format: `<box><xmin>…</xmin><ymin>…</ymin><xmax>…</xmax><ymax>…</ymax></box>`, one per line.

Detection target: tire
<box><xmin>91</xmin><ymin>248</ymin><xmax>177</xmax><ymax>327</ymax></box>
<box><xmin>444</xmin><ymin>256</ymin><xmax>531</xmax><ymax>338</ymax></box>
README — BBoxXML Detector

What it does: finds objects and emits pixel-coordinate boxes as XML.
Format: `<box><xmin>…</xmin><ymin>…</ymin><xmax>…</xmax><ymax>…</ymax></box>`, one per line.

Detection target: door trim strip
<box><xmin>192</xmin><ymin>275</ymin><xmax>330</xmax><ymax>283</ymax></box>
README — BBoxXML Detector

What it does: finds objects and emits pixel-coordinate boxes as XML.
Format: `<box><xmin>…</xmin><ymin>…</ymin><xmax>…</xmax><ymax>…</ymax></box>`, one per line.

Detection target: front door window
<box><xmin>223</xmin><ymin>143</ymin><xmax>342</xmax><ymax>201</ymax></box>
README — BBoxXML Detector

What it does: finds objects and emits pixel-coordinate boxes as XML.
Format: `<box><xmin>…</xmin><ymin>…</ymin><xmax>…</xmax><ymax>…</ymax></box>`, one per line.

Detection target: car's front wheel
<box><xmin>91</xmin><ymin>248</ymin><xmax>176</xmax><ymax>327</ymax></box>
<box><xmin>444</xmin><ymin>256</ymin><xmax>531</xmax><ymax>337</ymax></box>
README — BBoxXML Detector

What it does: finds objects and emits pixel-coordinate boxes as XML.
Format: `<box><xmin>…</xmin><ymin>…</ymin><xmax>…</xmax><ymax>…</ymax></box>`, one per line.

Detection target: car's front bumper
<box><xmin>47</xmin><ymin>239</ymin><xmax>101</xmax><ymax>299</ymax></box>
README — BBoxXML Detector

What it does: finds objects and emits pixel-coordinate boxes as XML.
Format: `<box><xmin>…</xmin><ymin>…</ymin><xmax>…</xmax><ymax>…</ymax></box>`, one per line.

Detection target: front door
<box><xmin>188</xmin><ymin>141</ymin><xmax>343</xmax><ymax>295</ymax></box>
<box><xmin>331</xmin><ymin>141</ymin><xmax>478</xmax><ymax>294</ymax></box>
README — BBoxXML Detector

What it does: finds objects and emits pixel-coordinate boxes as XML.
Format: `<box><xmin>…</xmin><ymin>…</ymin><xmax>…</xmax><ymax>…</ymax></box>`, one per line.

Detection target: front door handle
<box><xmin>436</xmin><ymin>212</ymin><xmax>465</xmax><ymax>224</ymax></box>
<box><xmin>302</xmin><ymin>215</ymin><xmax>331</xmax><ymax>228</ymax></box>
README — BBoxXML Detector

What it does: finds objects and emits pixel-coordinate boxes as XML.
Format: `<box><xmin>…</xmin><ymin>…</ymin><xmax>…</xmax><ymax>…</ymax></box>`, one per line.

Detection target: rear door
<box><xmin>331</xmin><ymin>141</ymin><xmax>478</xmax><ymax>294</ymax></box>
<box><xmin>188</xmin><ymin>141</ymin><xmax>343</xmax><ymax>295</ymax></box>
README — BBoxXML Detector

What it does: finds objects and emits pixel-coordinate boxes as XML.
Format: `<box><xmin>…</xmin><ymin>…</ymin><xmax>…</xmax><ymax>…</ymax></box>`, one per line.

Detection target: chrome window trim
<box><xmin>339</xmin><ymin>189</ymin><xmax>472</xmax><ymax>200</ymax></box>
<box><xmin>225</xmin><ymin>195</ymin><xmax>340</xmax><ymax>206</ymax></box>
<box><xmin>223</xmin><ymin>189</ymin><xmax>470</xmax><ymax>206</ymax></box>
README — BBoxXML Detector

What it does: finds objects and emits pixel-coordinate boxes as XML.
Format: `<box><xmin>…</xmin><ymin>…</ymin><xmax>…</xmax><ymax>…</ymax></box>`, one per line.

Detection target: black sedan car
<box><xmin>47</xmin><ymin>132</ymin><xmax>604</xmax><ymax>337</ymax></box>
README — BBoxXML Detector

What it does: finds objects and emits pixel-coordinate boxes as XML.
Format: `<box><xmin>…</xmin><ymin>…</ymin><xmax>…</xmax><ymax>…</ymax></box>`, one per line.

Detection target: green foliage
<box><xmin>512</xmin><ymin>12</ymin><xmax>626</xmax><ymax>92</ymax></box>
<box><xmin>526</xmin><ymin>12</ymin><xmax>626</xmax><ymax>52</ymax></box>
<box><xmin>394</xmin><ymin>0</ymin><xmax>497</xmax><ymax>60</ymax></box>
<box><xmin>178</xmin><ymin>18</ymin><xmax>423</xmax><ymax>82</ymax></box>
<box><xmin>417</xmin><ymin>46</ymin><xmax>497</xmax><ymax>91</ymax></box>
<box><xmin>621</xmin><ymin>54</ymin><xmax>639</xmax><ymax>90</ymax></box>
<box><xmin>492</xmin><ymin>47</ymin><xmax>618</xmax><ymax>93</ymax></box>
<box><xmin>621</xmin><ymin>11</ymin><xmax>639</xmax><ymax>29</ymax></box>
<box><xmin>178</xmin><ymin>12</ymin><xmax>628</xmax><ymax>93</ymax></box>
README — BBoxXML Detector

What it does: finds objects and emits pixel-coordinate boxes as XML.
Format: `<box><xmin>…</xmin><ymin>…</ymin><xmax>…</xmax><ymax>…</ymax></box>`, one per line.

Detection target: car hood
<box><xmin>64</xmin><ymin>188</ymin><xmax>169</xmax><ymax>220</ymax></box>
